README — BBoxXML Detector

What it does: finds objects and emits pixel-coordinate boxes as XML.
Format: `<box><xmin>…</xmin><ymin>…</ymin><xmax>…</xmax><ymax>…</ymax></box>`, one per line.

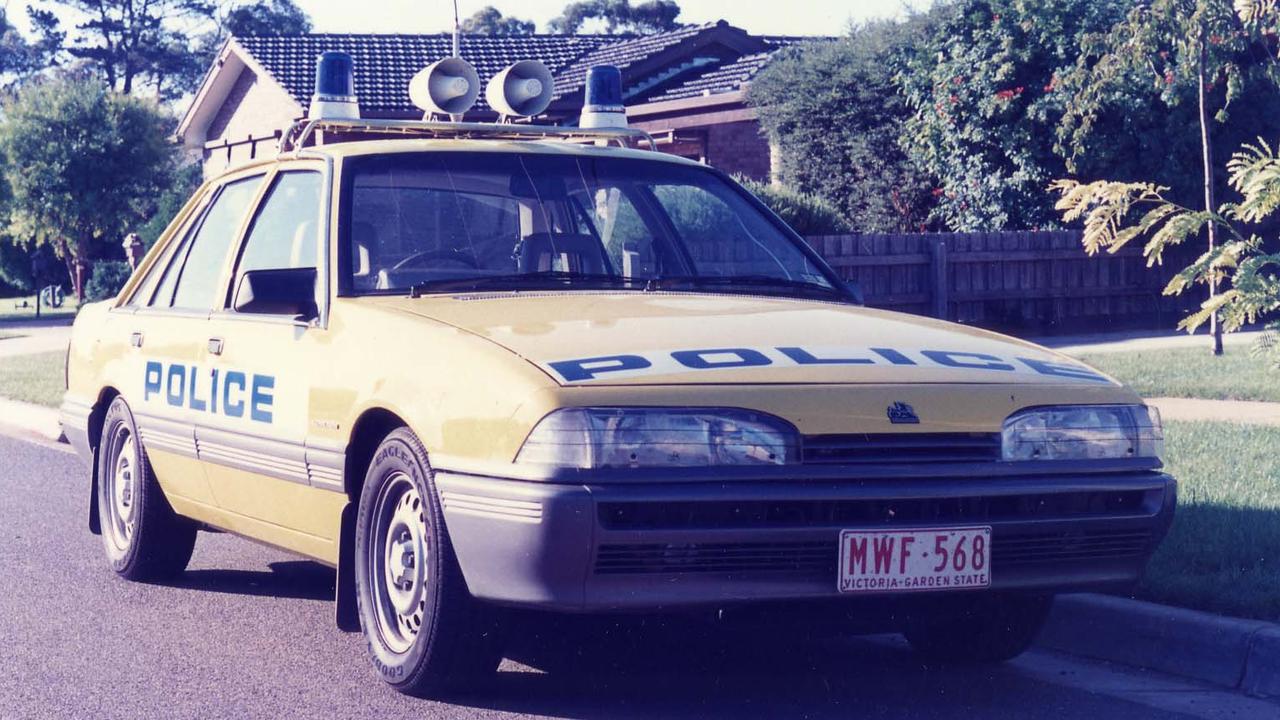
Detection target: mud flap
<box><xmin>334</xmin><ymin>500</ymin><xmax>359</xmax><ymax>632</ymax></box>
<box><xmin>88</xmin><ymin>446</ymin><xmax>101</xmax><ymax>535</ymax></box>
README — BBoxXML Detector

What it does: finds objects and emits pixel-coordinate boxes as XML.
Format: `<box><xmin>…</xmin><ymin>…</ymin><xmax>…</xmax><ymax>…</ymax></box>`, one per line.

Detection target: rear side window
<box><xmin>230</xmin><ymin>171</ymin><xmax>323</xmax><ymax>305</ymax></box>
<box><xmin>152</xmin><ymin>176</ymin><xmax>263</xmax><ymax>310</ymax></box>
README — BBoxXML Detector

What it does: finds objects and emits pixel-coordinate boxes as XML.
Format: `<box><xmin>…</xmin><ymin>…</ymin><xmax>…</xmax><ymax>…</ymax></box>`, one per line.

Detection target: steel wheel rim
<box><xmin>103</xmin><ymin>424</ymin><xmax>139</xmax><ymax>555</ymax></box>
<box><xmin>369</xmin><ymin>471</ymin><xmax>428</xmax><ymax>655</ymax></box>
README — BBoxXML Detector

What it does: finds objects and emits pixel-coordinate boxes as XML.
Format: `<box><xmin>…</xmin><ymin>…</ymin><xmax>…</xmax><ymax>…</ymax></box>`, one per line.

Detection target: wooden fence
<box><xmin>804</xmin><ymin>231</ymin><xmax>1200</xmax><ymax>334</ymax></box>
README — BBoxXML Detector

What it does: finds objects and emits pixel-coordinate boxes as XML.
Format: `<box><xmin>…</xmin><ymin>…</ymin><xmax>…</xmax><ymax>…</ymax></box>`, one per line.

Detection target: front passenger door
<box><xmin>199</xmin><ymin>166</ymin><xmax>345</xmax><ymax>560</ymax></box>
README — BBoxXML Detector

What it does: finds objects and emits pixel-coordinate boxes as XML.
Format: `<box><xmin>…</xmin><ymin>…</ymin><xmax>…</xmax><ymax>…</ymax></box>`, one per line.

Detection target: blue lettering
<box><xmin>871</xmin><ymin>348</ymin><xmax>916</xmax><ymax>365</ymax></box>
<box><xmin>188</xmin><ymin>366</ymin><xmax>208</xmax><ymax>412</ymax></box>
<box><xmin>671</xmin><ymin>348</ymin><xmax>771</xmax><ymax>369</ymax></box>
<box><xmin>777</xmin><ymin>347</ymin><xmax>873</xmax><ymax>365</ymax></box>
<box><xmin>549</xmin><ymin>354</ymin><xmax>651</xmax><ymax>382</ymax></box>
<box><xmin>165</xmin><ymin>364</ymin><xmax>186</xmax><ymax>407</ymax></box>
<box><xmin>250</xmin><ymin>375</ymin><xmax>275</xmax><ymax>423</ymax></box>
<box><xmin>210</xmin><ymin>368</ymin><xmax>219</xmax><ymax>410</ymax></box>
<box><xmin>144</xmin><ymin>361</ymin><xmax>162</xmax><ymax>401</ymax></box>
<box><xmin>920</xmin><ymin>350</ymin><xmax>1015</xmax><ymax>372</ymax></box>
<box><xmin>1019</xmin><ymin>357</ymin><xmax>1109</xmax><ymax>383</ymax></box>
<box><xmin>223</xmin><ymin>371</ymin><xmax>246</xmax><ymax>418</ymax></box>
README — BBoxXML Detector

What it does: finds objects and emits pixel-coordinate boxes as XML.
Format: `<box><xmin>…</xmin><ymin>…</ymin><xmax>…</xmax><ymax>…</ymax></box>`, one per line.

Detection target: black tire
<box><xmin>96</xmin><ymin>396</ymin><xmax>197</xmax><ymax>581</ymax></box>
<box><xmin>354</xmin><ymin>427</ymin><xmax>504</xmax><ymax>697</ymax></box>
<box><xmin>903</xmin><ymin>593</ymin><xmax>1053</xmax><ymax>664</ymax></box>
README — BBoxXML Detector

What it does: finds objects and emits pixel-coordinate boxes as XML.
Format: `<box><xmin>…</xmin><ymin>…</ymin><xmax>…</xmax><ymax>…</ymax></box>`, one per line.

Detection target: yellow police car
<box><xmin>59</xmin><ymin>56</ymin><xmax>1174</xmax><ymax>696</ymax></box>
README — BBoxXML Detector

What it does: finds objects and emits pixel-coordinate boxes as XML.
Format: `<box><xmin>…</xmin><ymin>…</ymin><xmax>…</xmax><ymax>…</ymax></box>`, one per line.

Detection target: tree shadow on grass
<box><xmin>1139</xmin><ymin>501</ymin><xmax>1280</xmax><ymax>622</ymax></box>
<box><xmin>163</xmin><ymin>560</ymin><xmax>335</xmax><ymax>602</ymax></box>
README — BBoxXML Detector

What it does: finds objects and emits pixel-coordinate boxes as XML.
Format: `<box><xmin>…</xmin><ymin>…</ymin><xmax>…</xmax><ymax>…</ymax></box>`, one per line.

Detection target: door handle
<box><xmin>208</xmin><ymin>337</ymin><xmax>224</xmax><ymax>356</ymax></box>
<box><xmin>129</xmin><ymin>332</ymin><xmax>143</xmax><ymax>349</ymax></box>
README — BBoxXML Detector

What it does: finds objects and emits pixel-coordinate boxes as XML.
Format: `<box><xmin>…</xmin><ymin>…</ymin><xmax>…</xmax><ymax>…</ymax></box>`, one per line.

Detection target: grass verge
<box><xmin>1075</xmin><ymin>346</ymin><xmax>1280</xmax><ymax>402</ymax></box>
<box><xmin>0</xmin><ymin>350</ymin><xmax>64</xmax><ymax>407</ymax></box>
<box><xmin>1137</xmin><ymin>420</ymin><xmax>1280</xmax><ymax>622</ymax></box>
<box><xmin>0</xmin><ymin>295</ymin><xmax>79</xmax><ymax>322</ymax></box>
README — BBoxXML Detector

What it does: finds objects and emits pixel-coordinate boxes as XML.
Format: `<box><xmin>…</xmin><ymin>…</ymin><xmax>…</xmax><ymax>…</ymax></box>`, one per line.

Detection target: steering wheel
<box><xmin>391</xmin><ymin>249</ymin><xmax>481</xmax><ymax>271</ymax></box>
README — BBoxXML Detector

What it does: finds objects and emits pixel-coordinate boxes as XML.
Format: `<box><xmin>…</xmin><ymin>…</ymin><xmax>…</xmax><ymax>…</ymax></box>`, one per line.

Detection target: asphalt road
<box><xmin>1</xmin><ymin>433</ymin><xmax>1277</xmax><ymax>720</ymax></box>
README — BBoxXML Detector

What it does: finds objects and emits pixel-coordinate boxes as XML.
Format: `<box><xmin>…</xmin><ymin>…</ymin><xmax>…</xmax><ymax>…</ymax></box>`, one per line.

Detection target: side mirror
<box><xmin>233</xmin><ymin>268</ymin><xmax>318</xmax><ymax>320</ymax></box>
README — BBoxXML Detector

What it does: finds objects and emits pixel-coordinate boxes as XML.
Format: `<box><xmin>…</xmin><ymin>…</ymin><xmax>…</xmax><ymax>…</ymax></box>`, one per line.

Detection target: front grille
<box><xmin>801</xmin><ymin>433</ymin><xmax>1002</xmax><ymax>465</ymax></box>
<box><xmin>598</xmin><ymin>491</ymin><xmax>1150</xmax><ymax>531</ymax></box>
<box><xmin>593</xmin><ymin>529</ymin><xmax>1152</xmax><ymax>576</ymax></box>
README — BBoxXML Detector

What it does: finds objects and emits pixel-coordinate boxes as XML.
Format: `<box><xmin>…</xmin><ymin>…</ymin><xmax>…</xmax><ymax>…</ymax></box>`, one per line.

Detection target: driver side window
<box><xmin>230</xmin><ymin>171</ymin><xmax>323</xmax><ymax>305</ymax></box>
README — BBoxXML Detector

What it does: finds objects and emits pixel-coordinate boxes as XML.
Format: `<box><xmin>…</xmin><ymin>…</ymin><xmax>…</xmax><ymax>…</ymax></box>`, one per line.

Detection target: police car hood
<box><xmin>381</xmin><ymin>292</ymin><xmax>1116</xmax><ymax>388</ymax></box>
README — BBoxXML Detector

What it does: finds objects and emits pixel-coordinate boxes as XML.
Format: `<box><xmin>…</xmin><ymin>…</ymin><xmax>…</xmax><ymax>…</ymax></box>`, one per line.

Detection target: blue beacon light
<box><xmin>309</xmin><ymin>52</ymin><xmax>360</xmax><ymax>120</ymax></box>
<box><xmin>581</xmin><ymin>65</ymin><xmax>627</xmax><ymax>129</ymax></box>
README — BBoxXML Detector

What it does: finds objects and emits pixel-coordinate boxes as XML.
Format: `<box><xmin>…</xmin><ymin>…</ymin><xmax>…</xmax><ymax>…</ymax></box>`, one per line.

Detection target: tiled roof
<box><xmin>646</xmin><ymin>51</ymin><xmax>773</xmax><ymax>102</ymax></box>
<box><xmin>230</xmin><ymin>25</ymin><xmax>822</xmax><ymax>117</ymax></box>
<box><xmin>550</xmin><ymin>22</ymin><xmax>716</xmax><ymax>98</ymax></box>
<box><xmin>235</xmin><ymin>33</ymin><xmax>618</xmax><ymax>113</ymax></box>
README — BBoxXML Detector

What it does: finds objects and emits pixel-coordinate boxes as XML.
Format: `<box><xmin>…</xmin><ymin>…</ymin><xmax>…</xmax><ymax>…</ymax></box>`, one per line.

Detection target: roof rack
<box><xmin>278</xmin><ymin>117</ymin><xmax>658</xmax><ymax>155</ymax></box>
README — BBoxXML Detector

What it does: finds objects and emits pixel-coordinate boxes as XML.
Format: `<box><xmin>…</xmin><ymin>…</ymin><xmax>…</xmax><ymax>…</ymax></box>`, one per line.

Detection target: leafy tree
<box><xmin>1056</xmin><ymin>0</ymin><xmax>1280</xmax><ymax>353</ymax></box>
<box><xmin>36</xmin><ymin>0</ymin><xmax>217</xmax><ymax>99</ymax></box>
<box><xmin>84</xmin><ymin>259</ymin><xmax>132</xmax><ymax>301</ymax></box>
<box><xmin>750</xmin><ymin>19</ymin><xmax>939</xmax><ymax>232</ymax></box>
<box><xmin>549</xmin><ymin>0</ymin><xmax>681</xmax><ymax>35</ymax></box>
<box><xmin>1052</xmin><ymin>139</ymin><xmax>1280</xmax><ymax>363</ymax></box>
<box><xmin>136</xmin><ymin>161</ymin><xmax>202</xmax><ymax>249</ymax></box>
<box><xmin>0</xmin><ymin>8</ymin><xmax>59</xmax><ymax>80</ymax></box>
<box><xmin>0</xmin><ymin>74</ymin><xmax>175</xmax><ymax>301</ymax></box>
<box><xmin>223</xmin><ymin>0</ymin><xmax>311</xmax><ymax>36</ymax></box>
<box><xmin>461</xmin><ymin>6</ymin><xmax>535</xmax><ymax>36</ymax></box>
<box><xmin>899</xmin><ymin>0</ymin><xmax>1132</xmax><ymax>232</ymax></box>
<box><xmin>737</xmin><ymin>178</ymin><xmax>850</xmax><ymax>236</ymax></box>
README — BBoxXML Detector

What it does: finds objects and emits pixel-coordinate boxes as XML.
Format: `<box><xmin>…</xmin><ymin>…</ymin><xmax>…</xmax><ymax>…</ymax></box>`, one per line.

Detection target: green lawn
<box><xmin>0</xmin><ymin>350</ymin><xmax>64</xmax><ymax>407</ymax></box>
<box><xmin>0</xmin><ymin>295</ymin><xmax>79</xmax><ymax>322</ymax></box>
<box><xmin>1136</xmin><ymin>420</ymin><xmax>1280</xmax><ymax>622</ymax></box>
<box><xmin>1075</xmin><ymin>346</ymin><xmax>1280</xmax><ymax>402</ymax></box>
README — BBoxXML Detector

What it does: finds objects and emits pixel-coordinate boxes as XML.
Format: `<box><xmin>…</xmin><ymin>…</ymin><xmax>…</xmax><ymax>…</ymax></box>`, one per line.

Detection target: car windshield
<box><xmin>341</xmin><ymin>151</ymin><xmax>841</xmax><ymax>298</ymax></box>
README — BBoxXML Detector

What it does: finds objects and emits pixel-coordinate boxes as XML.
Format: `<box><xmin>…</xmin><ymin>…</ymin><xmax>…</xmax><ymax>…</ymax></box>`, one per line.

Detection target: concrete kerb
<box><xmin>0</xmin><ymin>397</ymin><xmax>64</xmax><ymax>443</ymax></box>
<box><xmin>1039</xmin><ymin>593</ymin><xmax>1280</xmax><ymax>697</ymax></box>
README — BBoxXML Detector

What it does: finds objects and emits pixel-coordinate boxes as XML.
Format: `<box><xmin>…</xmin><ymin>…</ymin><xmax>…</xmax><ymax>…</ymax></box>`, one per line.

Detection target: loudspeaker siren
<box><xmin>409</xmin><ymin>56</ymin><xmax>480</xmax><ymax>117</ymax></box>
<box><xmin>486</xmin><ymin>60</ymin><xmax>555</xmax><ymax>119</ymax></box>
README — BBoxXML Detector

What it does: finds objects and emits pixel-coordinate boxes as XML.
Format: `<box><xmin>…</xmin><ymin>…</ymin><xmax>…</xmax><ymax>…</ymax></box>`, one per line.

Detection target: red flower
<box><xmin>952</xmin><ymin>75</ymin><xmax>964</xmax><ymax>85</ymax></box>
<box><xmin>932</xmin><ymin>187</ymin><xmax>945</xmax><ymax>197</ymax></box>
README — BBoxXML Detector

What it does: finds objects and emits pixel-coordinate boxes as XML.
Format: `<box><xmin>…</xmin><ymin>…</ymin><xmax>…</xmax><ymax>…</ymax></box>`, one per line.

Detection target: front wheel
<box><xmin>904</xmin><ymin>593</ymin><xmax>1053</xmax><ymax>664</ymax></box>
<box><xmin>353</xmin><ymin>427</ymin><xmax>504</xmax><ymax>696</ymax></box>
<box><xmin>96</xmin><ymin>396</ymin><xmax>196</xmax><ymax>580</ymax></box>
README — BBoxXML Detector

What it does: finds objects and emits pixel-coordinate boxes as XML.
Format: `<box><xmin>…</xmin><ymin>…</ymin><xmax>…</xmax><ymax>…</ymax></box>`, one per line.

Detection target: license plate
<box><xmin>838</xmin><ymin>526</ymin><xmax>992</xmax><ymax>594</ymax></box>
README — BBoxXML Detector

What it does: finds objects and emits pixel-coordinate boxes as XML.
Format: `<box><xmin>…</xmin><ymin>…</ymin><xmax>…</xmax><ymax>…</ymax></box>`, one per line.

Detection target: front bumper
<box><xmin>435</xmin><ymin>463</ymin><xmax>1176</xmax><ymax>612</ymax></box>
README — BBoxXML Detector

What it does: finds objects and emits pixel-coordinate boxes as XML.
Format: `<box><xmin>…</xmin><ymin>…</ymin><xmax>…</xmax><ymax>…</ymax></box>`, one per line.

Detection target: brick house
<box><xmin>177</xmin><ymin>21</ymin><xmax>817</xmax><ymax>179</ymax></box>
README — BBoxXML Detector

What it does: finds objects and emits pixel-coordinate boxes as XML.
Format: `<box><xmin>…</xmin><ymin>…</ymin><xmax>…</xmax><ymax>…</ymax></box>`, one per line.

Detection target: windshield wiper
<box><xmin>408</xmin><ymin>271</ymin><xmax>639</xmax><ymax>297</ymax></box>
<box><xmin>645</xmin><ymin>274</ymin><xmax>847</xmax><ymax>299</ymax></box>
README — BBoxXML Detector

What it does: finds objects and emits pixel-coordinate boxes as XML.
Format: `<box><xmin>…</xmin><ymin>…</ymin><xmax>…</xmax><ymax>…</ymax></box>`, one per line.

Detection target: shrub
<box><xmin>85</xmin><ymin>260</ymin><xmax>132</xmax><ymax>302</ymax></box>
<box><xmin>737</xmin><ymin>178</ymin><xmax>850</xmax><ymax>236</ymax></box>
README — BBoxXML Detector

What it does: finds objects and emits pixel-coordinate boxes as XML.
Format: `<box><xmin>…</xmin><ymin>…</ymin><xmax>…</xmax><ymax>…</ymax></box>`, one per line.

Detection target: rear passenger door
<box><xmin>123</xmin><ymin>171</ymin><xmax>266</xmax><ymax>509</ymax></box>
<box><xmin>199</xmin><ymin>162</ymin><xmax>346</xmax><ymax>556</ymax></box>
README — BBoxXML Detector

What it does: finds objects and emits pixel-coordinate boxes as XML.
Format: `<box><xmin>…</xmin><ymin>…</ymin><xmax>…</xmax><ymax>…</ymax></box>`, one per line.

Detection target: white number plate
<box><xmin>838</xmin><ymin>526</ymin><xmax>992</xmax><ymax>594</ymax></box>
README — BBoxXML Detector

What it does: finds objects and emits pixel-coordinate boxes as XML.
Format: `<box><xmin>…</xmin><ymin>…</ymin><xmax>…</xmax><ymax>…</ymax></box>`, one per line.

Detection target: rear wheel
<box><xmin>354</xmin><ymin>427</ymin><xmax>504</xmax><ymax>696</ymax></box>
<box><xmin>904</xmin><ymin>593</ymin><xmax>1053</xmax><ymax>663</ymax></box>
<box><xmin>96</xmin><ymin>396</ymin><xmax>196</xmax><ymax>581</ymax></box>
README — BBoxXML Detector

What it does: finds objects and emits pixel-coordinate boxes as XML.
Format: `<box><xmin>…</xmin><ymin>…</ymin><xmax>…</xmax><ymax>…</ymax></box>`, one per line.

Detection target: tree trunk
<box><xmin>62</xmin><ymin>251</ymin><xmax>84</xmax><ymax>304</ymax></box>
<box><xmin>1198</xmin><ymin>25</ymin><xmax>1224</xmax><ymax>356</ymax></box>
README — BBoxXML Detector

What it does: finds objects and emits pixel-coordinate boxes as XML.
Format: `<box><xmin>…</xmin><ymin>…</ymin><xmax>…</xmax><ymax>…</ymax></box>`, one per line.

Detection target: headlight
<box><xmin>515</xmin><ymin>407</ymin><xmax>799</xmax><ymax>469</ymax></box>
<box><xmin>1002</xmin><ymin>404</ymin><xmax>1163</xmax><ymax>461</ymax></box>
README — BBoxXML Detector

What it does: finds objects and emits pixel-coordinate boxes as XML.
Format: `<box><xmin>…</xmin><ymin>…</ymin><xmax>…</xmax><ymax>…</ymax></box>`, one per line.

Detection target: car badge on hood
<box><xmin>887</xmin><ymin>402</ymin><xmax>920</xmax><ymax>424</ymax></box>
